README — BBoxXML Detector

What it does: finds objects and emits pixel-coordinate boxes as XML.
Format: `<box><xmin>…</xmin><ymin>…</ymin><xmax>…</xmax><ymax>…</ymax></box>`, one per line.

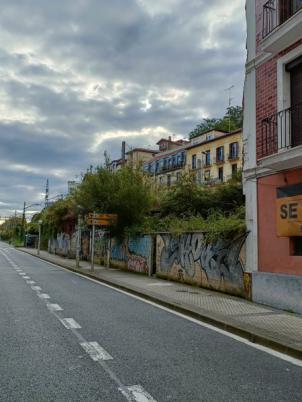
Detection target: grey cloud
<box><xmin>0</xmin><ymin>0</ymin><xmax>246</xmax><ymax>217</ymax></box>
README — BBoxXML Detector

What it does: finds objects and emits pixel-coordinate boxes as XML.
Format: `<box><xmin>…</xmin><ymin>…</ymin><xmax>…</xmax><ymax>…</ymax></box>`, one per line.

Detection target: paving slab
<box><xmin>19</xmin><ymin>247</ymin><xmax>302</xmax><ymax>359</ymax></box>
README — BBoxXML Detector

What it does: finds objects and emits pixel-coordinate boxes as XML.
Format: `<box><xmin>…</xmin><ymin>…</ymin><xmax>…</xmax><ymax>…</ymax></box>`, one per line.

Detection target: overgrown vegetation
<box><xmin>189</xmin><ymin>106</ymin><xmax>243</xmax><ymax>139</ymax></box>
<box><xmin>1</xmin><ymin>163</ymin><xmax>245</xmax><ymax>245</ymax></box>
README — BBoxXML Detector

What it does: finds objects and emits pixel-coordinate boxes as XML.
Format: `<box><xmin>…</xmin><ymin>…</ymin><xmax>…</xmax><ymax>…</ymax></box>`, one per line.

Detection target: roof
<box><xmin>186</xmin><ymin>129</ymin><xmax>242</xmax><ymax>150</ymax></box>
<box><xmin>126</xmin><ymin>148</ymin><xmax>159</xmax><ymax>155</ymax></box>
<box><xmin>156</xmin><ymin>138</ymin><xmax>184</xmax><ymax>145</ymax></box>
<box><xmin>146</xmin><ymin>146</ymin><xmax>187</xmax><ymax>164</ymax></box>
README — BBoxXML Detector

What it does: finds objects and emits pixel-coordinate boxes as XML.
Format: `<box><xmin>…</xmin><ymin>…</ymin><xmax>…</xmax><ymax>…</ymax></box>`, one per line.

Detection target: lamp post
<box><xmin>37</xmin><ymin>220</ymin><xmax>42</xmax><ymax>255</ymax></box>
<box><xmin>76</xmin><ymin>215</ymin><xmax>82</xmax><ymax>269</ymax></box>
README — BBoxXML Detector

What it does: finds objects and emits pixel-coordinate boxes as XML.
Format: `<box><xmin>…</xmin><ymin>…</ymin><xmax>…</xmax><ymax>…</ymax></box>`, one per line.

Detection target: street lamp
<box><xmin>37</xmin><ymin>220</ymin><xmax>42</xmax><ymax>256</ymax></box>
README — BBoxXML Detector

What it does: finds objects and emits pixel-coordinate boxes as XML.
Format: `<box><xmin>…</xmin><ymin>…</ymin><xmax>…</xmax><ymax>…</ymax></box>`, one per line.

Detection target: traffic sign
<box><xmin>87</xmin><ymin>218</ymin><xmax>116</xmax><ymax>226</ymax></box>
<box><xmin>88</xmin><ymin>213</ymin><xmax>118</xmax><ymax>221</ymax></box>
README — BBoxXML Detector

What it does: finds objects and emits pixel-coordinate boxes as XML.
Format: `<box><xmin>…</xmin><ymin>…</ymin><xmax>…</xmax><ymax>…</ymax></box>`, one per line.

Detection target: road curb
<box><xmin>18</xmin><ymin>248</ymin><xmax>302</xmax><ymax>361</ymax></box>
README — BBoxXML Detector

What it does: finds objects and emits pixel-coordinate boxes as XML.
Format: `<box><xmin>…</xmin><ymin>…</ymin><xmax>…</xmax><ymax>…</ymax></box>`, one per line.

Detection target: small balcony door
<box><xmin>287</xmin><ymin>57</ymin><xmax>302</xmax><ymax>147</ymax></box>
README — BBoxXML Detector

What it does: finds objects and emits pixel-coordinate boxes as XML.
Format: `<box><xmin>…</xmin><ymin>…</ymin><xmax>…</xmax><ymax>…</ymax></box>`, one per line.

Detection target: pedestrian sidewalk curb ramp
<box><xmin>18</xmin><ymin>247</ymin><xmax>302</xmax><ymax>361</ymax></box>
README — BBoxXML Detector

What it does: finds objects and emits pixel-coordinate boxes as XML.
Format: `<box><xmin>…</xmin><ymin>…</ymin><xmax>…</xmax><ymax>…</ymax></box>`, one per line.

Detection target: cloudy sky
<box><xmin>0</xmin><ymin>0</ymin><xmax>246</xmax><ymax>219</ymax></box>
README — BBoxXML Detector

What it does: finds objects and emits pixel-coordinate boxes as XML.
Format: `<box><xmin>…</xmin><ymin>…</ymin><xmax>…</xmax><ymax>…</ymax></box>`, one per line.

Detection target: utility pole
<box><xmin>37</xmin><ymin>220</ymin><xmax>42</xmax><ymax>256</ymax></box>
<box><xmin>45</xmin><ymin>179</ymin><xmax>49</xmax><ymax>208</ymax></box>
<box><xmin>22</xmin><ymin>201</ymin><xmax>26</xmax><ymax>227</ymax></box>
<box><xmin>225</xmin><ymin>85</ymin><xmax>234</xmax><ymax>133</ymax></box>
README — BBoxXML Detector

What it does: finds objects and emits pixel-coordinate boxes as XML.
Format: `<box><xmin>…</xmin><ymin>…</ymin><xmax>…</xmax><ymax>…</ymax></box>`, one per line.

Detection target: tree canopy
<box><xmin>189</xmin><ymin>106</ymin><xmax>243</xmax><ymax>139</ymax></box>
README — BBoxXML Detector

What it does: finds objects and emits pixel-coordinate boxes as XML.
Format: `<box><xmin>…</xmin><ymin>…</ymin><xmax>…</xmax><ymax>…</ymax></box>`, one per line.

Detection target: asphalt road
<box><xmin>0</xmin><ymin>242</ymin><xmax>301</xmax><ymax>402</ymax></box>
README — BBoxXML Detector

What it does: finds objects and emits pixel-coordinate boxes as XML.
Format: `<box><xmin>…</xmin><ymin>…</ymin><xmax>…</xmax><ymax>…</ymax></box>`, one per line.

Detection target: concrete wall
<box><xmin>48</xmin><ymin>231</ymin><xmax>250</xmax><ymax>298</ymax></box>
<box><xmin>49</xmin><ymin>232</ymin><xmax>76</xmax><ymax>258</ymax></box>
<box><xmin>252</xmin><ymin>272</ymin><xmax>302</xmax><ymax>314</ymax></box>
<box><xmin>156</xmin><ymin>232</ymin><xmax>248</xmax><ymax>297</ymax></box>
<box><xmin>110</xmin><ymin>235</ymin><xmax>154</xmax><ymax>275</ymax></box>
<box><xmin>258</xmin><ymin>170</ymin><xmax>302</xmax><ymax>276</ymax></box>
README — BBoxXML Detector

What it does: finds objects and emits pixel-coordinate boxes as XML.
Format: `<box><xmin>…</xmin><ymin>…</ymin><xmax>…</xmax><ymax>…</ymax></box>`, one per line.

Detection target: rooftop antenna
<box><xmin>45</xmin><ymin>178</ymin><xmax>49</xmax><ymax>208</ymax></box>
<box><xmin>225</xmin><ymin>85</ymin><xmax>234</xmax><ymax>133</ymax></box>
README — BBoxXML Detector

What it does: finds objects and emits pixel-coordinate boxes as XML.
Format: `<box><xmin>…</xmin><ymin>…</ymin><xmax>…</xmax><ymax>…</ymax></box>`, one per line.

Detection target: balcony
<box><xmin>260</xmin><ymin>102</ymin><xmax>302</xmax><ymax>169</ymax></box>
<box><xmin>262</xmin><ymin>0</ymin><xmax>302</xmax><ymax>54</ymax></box>
<box><xmin>214</xmin><ymin>157</ymin><xmax>225</xmax><ymax>165</ymax></box>
<box><xmin>228</xmin><ymin>153</ymin><xmax>239</xmax><ymax>161</ymax></box>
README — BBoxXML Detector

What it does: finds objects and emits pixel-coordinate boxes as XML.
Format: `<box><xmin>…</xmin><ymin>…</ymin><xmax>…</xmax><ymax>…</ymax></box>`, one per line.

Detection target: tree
<box><xmin>75</xmin><ymin>166</ymin><xmax>154</xmax><ymax>235</ymax></box>
<box><xmin>189</xmin><ymin>106</ymin><xmax>243</xmax><ymax>139</ymax></box>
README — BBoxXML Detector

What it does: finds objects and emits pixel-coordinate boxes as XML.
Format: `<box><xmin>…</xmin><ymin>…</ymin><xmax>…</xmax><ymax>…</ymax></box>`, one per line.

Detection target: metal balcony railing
<box><xmin>263</xmin><ymin>0</ymin><xmax>302</xmax><ymax>37</ymax></box>
<box><xmin>261</xmin><ymin>102</ymin><xmax>302</xmax><ymax>157</ymax></box>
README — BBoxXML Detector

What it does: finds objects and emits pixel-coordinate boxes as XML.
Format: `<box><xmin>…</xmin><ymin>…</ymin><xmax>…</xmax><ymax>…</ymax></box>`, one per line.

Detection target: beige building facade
<box><xmin>186</xmin><ymin>129</ymin><xmax>243</xmax><ymax>184</ymax></box>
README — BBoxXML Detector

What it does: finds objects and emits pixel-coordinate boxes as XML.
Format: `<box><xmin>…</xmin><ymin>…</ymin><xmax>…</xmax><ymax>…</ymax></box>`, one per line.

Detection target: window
<box><xmin>229</xmin><ymin>142</ymin><xmax>239</xmax><ymax>159</ymax></box>
<box><xmin>291</xmin><ymin>237</ymin><xmax>302</xmax><ymax>256</ymax></box>
<box><xmin>204</xmin><ymin>170</ymin><xmax>210</xmax><ymax>181</ymax></box>
<box><xmin>205</xmin><ymin>150</ymin><xmax>211</xmax><ymax>166</ymax></box>
<box><xmin>232</xmin><ymin>164</ymin><xmax>238</xmax><ymax>177</ymax></box>
<box><xmin>176</xmin><ymin>172</ymin><xmax>181</xmax><ymax>182</ymax></box>
<box><xmin>218</xmin><ymin>167</ymin><xmax>224</xmax><ymax>182</ymax></box>
<box><xmin>286</xmin><ymin>58</ymin><xmax>302</xmax><ymax>147</ymax></box>
<box><xmin>167</xmin><ymin>175</ymin><xmax>171</xmax><ymax>186</ymax></box>
<box><xmin>216</xmin><ymin>146</ymin><xmax>224</xmax><ymax>163</ymax></box>
<box><xmin>192</xmin><ymin>154</ymin><xmax>197</xmax><ymax>170</ymax></box>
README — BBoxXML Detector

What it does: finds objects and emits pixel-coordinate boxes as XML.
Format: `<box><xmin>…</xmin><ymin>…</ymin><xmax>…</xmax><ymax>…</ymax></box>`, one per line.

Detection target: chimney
<box><xmin>121</xmin><ymin>141</ymin><xmax>126</xmax><ymax>162</ymax></box>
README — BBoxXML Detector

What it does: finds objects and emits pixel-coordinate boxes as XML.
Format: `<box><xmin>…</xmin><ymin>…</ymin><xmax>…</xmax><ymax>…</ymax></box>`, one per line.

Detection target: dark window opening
<box><xmin>232</xmin><ymin>164</ymin><xmax>238</xmax><ymax>177</ymax></box>
<box><xmin>291</xmin><ymin>237</ymin><xmax>302</xmax><ymax>256</ymax></box>
<box><xmin>218</xmin><ymin>167</ymin><xmax>224</xmax><ymax>182</ymax></box>
<box><xmin>192</xmin><ymin>154</ymin><xmax>197</xmax><ymax>170</ymax></box>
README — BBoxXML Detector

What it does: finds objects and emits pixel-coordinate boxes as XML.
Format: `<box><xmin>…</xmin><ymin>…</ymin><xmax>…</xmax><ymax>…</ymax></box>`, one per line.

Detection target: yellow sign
<box><xmin>276</xmin><ymin>195</ymin><xmax>302</xmax><ymax>237</ymax></box>
<box><xmin>87</xmin><ymin>219</ymin><xmax>113</xmax><ymax>226</ymax></box>
<box><xmin>87</xmin><ymin>213</ymin><xmax>118</xmax><ymax>226</ymax></box>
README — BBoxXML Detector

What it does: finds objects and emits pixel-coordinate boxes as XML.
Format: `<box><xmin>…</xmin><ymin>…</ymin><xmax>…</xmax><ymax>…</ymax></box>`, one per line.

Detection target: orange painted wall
<box><xmin>258</xmin><ymin>168</ymin><xmax>302</xmax><ymax>276</ymax></box>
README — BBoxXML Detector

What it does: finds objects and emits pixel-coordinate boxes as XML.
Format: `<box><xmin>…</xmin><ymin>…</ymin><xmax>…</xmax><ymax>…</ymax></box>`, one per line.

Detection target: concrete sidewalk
<box><xmin>19</xmin><ymin>247</ymin><xmax>302</xmax><ymax>360</ymax></box>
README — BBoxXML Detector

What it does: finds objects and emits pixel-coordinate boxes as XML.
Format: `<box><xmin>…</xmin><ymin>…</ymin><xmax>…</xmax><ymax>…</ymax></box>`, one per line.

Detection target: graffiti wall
<box><xmin>156</xmin><ymin>233</ymin><xmax>247</xmax><ymax>297</ymax></box>
<box><xmin>48</xmin><ymin>232</ymin><xmax>77</xmax><ymax>258</ymax></box>
<box><xmin>110</xmin><ymin>235</ymin><xmax>153</xmax><ymax>275</ymax></box>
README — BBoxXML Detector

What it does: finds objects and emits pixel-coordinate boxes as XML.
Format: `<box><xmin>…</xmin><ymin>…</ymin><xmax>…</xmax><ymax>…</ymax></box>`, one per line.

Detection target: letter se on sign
<box><xmin>276</xmin><ymin>196</ymin><xmax>302</xmax><ymax>237</ymax></box>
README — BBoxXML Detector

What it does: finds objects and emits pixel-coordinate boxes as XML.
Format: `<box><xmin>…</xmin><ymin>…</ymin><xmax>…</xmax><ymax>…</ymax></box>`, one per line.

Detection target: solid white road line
<box><xmin>80</xmin><ymin>342</ymin><xmax>113</xmax><ymax>361</ymax></box>
<box><xmin>47</xmin><ymin>303</ymin><xmax>63</xmax><ymax>312</ymax></box>
<box><xmin>35</xmin><ymin>258</ymin><xmax>302</xmax><ymax>368</ymax></box>
<box><xmin>119</xmin><ymin>385</ymin><xmax>157</xmax><ymax>402</ymax></box>
<box><xmin>60</xmin><ymin>318</ymin><xmax>81</xmax><ymax>329</ymax></box>
<box><xmin>38</xmin><ymin>293</ymin><xmax>50</xmax><ymax>299</ymax></box>
<box><xmin>31</xmin><ymin>286</ymin><xmax>42</xmax><ymax>291</ymax></box>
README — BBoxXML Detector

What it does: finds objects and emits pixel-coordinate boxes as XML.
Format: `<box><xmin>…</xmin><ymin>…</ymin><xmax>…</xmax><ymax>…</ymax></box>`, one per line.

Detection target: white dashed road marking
<box><xmin>38</xmin><ymin>293</ymin><xmax>50</xmax><ymax>299</ymax></box>
<box><xmin>119</xmin><ymin>385</ymin><xmax>158</xmax><ymax>402</ymax></box>
<box><xmin>23</xmin><ymin>276</ymin><xmax>30</xmax><ymax>279</ymax></box>
<box><xmin>47</xmin><ymin>303</ymin><xmax>63</xmax><ymax>312</ymax></box>
<box><xmin>27</xmin><ymin>280</ymin><xmax>35</xmax><ymax>284</ymax></box>
<box><xmin>31</xmin><ymin>286</ymin><xmax>42</xmax><ymax>291</ymax></box>
<box><xmin>80</xmin><ymin>342</ymin><xmax>113</xmax><ymax>361</ymax></box>
<box><xmin>60</xmin><ymin>318</ymin><xmax>81</xmax><ymax>329</ymax></box>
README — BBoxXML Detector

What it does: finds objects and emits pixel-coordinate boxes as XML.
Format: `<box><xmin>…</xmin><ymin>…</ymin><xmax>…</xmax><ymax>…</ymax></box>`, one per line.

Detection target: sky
<box><xmin>0</xmin><ymin>0</ymin><xmax>246</xmax><ymax>220</ymax></box>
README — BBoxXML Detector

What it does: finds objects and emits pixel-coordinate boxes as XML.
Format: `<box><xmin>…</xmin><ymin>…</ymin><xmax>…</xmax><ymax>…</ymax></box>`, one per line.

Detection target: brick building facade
<box><xmin>244</xmin><ymin>0</ymin><xmax>302</xmax><ymax>313</ymax></box>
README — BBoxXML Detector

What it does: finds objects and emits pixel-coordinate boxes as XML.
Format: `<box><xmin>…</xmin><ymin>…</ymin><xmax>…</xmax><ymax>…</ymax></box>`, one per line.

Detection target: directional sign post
<box><xmin>90</xmin><ymin>212</ymin><xmax>96</xmax><ymax>272</ymax></box>
<box><xmin>86</xmin><ymin>213</ymin><xmax>118</xmax><ymax>272</ymax></box>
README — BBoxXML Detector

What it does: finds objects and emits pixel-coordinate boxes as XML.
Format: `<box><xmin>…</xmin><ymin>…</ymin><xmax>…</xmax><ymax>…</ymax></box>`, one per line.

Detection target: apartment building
<box><xmin>244</xmin><ymin>0</ymin><xmax>302</xmax><ymax>313</ymax></box>
<box><xmin>186</xmin><ymin>129</ymin><xmax>242</xmax><ymax>184</ymax></box>
<box><xmin>143</xmin><ymin>146</ymin><xmax>186</xmax><ymax>186</ymax></box>
<box><xmin>125</xmin><ymin>148</ymin><xmax>159</xmax><ymax>169</ymax></box>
